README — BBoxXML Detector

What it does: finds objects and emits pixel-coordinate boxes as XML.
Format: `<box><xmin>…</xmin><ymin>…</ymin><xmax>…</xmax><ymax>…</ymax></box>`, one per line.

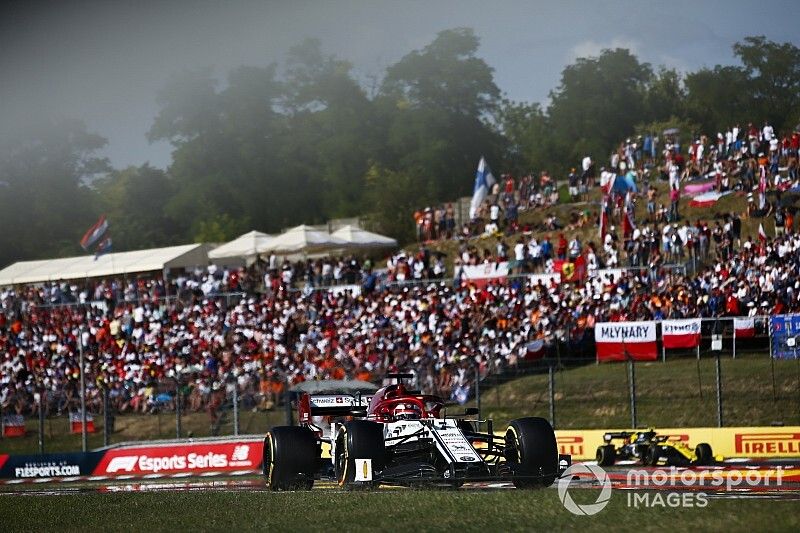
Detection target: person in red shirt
<box><xmin>556</xmin><ymin>234</ymin><xmax>568</xmax><ymax>260</ymax></box>
<box><xmin>504</xmin><ymin>174</ymin><xmax>515</xmax><ymax>195</ymax></box>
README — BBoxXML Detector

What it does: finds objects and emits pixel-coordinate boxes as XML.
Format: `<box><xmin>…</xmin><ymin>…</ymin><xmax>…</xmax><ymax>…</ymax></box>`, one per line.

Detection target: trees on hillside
<box><xmin>1</xmin><ymin>33</ymin><xmax>797</xmax><ymax>266</ymax></box>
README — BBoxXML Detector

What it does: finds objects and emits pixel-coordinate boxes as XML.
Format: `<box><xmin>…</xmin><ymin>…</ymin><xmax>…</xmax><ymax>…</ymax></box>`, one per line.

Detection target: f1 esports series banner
<box><xmin>93</xmin><ymin>441</ymin><xmax>262</xmax><ymax>476</ymax></box>
<box><xmin>770</xmin><ymin>315</ymin><xmax>800</xmax><ymax>359</ymax></box>
<box><xmin>594</xmin><ymin>321</ymin><xmax>658</xmax><ymax>361</ymax></box>
<box><xmin>662</xmin><ymin>319</ymin><xmax>702</xmax><ymax>349</ymax></box>
<box><xmin>0</xmin><ymin>439</ymin><xmax>264</xmax><ymax>479</ymax></box>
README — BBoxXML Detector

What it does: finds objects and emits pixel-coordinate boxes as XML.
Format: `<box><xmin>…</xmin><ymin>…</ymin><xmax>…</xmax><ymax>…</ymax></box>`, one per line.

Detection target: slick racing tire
<box><xmin>504</xmin><ymin>417</ymin><xmax>558</xmax><ymax>488</ymax></box>
<box><xmin>694</xmin><ymin>443</ymin><xmax>714</xmax><ymax>465</ymax></box>
<box><xmin>264</xmin><ymin>426</ymin><xmax>318</xmax><ymax>491</ymax></box>
<box><xmin>596</xmin><ymin>445</ymin><xmax>616</xmax><ymax>467</ymax></box>
<box><xmin>645</xmin><ymin>444</ymin><xmax>660</xmax><ymax>466</ymax></box>
<box><xmin>335</xmin><ymin>420</ymin><xmax>386</xmax><ymax>489</ymax></box>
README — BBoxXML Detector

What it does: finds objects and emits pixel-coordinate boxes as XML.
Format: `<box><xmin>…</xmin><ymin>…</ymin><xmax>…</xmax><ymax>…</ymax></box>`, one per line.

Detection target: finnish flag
<box><xmin>469</xmin><ymin>156</ymin><xmax>496</xmax><ymax>220</ymax></box>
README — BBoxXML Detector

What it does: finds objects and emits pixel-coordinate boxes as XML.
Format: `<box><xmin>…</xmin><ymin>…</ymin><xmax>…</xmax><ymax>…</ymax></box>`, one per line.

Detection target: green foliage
<box><xmin>0</xmin><ymin>117</ymin><xmax>108</xmax><ymax>266</ymax></box>
<box><xmin>363</xmin><ymin>164</ymin><xmax>424</xmax><ymax>244</ymax></box>
<box><xmin>1</xmin><ymin>33</ymin><xmax>798</xmax><ymax>268</ymax></box>
<box><xmin>547</xmin><ymin>48</ymin><xmax>653</xmax><ymax>171</ymax></box>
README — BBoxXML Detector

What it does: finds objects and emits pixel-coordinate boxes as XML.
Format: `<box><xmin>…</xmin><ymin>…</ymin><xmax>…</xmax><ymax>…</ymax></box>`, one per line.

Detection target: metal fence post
<box><xmin>548</xmin><ymin>364</ymin><xmax>556</xmax><ymax>429</ymax></box>
<box><xmin>103</xmin><ymin>385</ymin><xmax>110</xmax><ymax>447</ymax></box>
<box><xmin>175</xmin><ymin>375</ymin><xmax>182</xmax><ymax>439</ymax></box>
<box><xmin>38</xmin><ymin>388</ymin><xmax>45</xmax><ymax>454</ymax></box>
<box><xmin>629</xmin><ymin>360</ymin><xmax>637</xmax><ymax>428</ymax></box>
<box><xmin>79</xmin><ymin>329</ymin><xmax>87</xmax><ymax>453</ymax></box>
<box><xmin>716</xmin><ymin>354</ymin><xmax>723</xmax><ymax>427</ymax></box>
<box><xmin>233</xmin><ymin>380</ymin><xmax>240</xmax><ymax>437</ymax></box>
<box><xmin>474</xmin><ymin>362</ymin><xmax>481</xmax><ymax>429</ymax></box>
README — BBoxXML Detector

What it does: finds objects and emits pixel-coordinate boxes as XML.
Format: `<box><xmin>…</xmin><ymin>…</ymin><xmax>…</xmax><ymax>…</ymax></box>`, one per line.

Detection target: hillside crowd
<box><xmin>2</xmin><ymin>120</ymin><xmax>800</xmax><ymax>420</ymax></box>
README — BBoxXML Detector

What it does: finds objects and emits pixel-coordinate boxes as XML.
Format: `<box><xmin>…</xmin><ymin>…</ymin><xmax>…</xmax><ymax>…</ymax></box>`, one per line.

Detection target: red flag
<box><xmin>553</xmin><ymin>256</ymin><xmax>586</xmax><ymax>282</ymax></box>
<box><xmin>599</xmin><ymin>200</ymin><xmax>609</xmax><ymax>240</ymax></box>
<box><xmin>623</xmin><ymin>209</ymin><xmax>635</xmax><ymax>238</ymax></box>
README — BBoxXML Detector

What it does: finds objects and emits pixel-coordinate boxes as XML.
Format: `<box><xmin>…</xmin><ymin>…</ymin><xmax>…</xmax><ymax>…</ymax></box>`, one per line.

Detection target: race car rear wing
<box><xmin>298</xmin><ymin>393</ymin><xmax>373</xmax><ymax>423</ymax></box>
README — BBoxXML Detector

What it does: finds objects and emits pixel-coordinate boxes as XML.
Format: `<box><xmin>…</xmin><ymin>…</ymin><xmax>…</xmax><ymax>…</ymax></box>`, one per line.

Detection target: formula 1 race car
<box><xmin>596</xmin><ymin>429</ymin><xmax>714</xmax><ymax>467</ymax></box>
<box><xmin>263</xmin><ymin>374</ymin><xmax>571</xmax><ymax>490</ymax></box>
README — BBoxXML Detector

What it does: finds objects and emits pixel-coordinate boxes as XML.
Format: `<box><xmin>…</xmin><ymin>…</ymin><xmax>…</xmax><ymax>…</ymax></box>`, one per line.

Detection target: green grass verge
<box><xmin>1</xmin><ymin>489</ymin><xmax>798</xmax><ymax>532</ymax></box>
<box><xmin>466</xmin><ymin>353</ymin><xmax>800</xmax><ymax>429</ymax></box>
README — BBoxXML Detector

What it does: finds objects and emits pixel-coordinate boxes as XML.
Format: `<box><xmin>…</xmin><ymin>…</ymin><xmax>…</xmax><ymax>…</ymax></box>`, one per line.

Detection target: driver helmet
<box><xmin>393</xmin><ymin>402</ymin><xmax>422</xmax><ymax>420</ymax></box>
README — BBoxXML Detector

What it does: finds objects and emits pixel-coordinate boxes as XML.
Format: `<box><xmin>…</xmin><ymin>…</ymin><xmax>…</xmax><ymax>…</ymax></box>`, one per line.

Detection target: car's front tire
<box><xmin>264</xmin><ymin>426</ymin><xmax>318</xmax><ymax>491</ymax></box>
<box><xmin>335</xmin><ymin>420</ymin><xmax>386</xmax><ymax>488</ymax></box>
<box><xmin>694</xmin><ymin>443</ymin><xmax>713</xmax><ymax>465</ymax></box>
<box><xmin>504</xmin><ymin>417</ymin><xmax>558</xmax><ymax>488</ymax></box>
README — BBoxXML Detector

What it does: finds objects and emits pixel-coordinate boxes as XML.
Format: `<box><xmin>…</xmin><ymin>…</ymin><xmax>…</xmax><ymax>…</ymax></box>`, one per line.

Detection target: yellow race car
<box><xmin>596</xmin><ymin>429</ymin><xmax>714</xmax><ymax>467</ymax></box>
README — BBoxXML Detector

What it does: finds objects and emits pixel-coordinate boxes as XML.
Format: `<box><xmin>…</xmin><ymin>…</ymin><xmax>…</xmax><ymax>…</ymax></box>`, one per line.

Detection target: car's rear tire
<box><xmin>264</xmin><ymin>426</ymin><xmax>318</xmax><ymax>491</ymax></box>
<box><xmin>645</xmin><ymin>444</ymin><xmax>659</xmax><ymax>466</ymax></box>
<box><xmin>504</xmin><ymin>417</ymin><xmax>558</xmax><ymax>488</ymax></box>
<box><xmin>335</xmin><ymin>420</ymin><xmax>386</xmax><ymax>488</ymax></box>
<box><xmin>695</xmin><ymin>443</ymin><xmax>713</xmax><ymax>465</ymax></box>
<box><xmin>596</xmin><ymin>445</ymin><xmax>616</xmax><ymax>466</ymax></box>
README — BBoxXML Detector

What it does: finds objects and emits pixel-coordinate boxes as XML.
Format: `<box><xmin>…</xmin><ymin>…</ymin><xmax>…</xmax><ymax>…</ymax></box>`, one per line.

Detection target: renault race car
<box><xmin>596</xmin><ymin>429</ymin><xmax>714</xmax><ymax>467</ymax></box>
<box><xmin>263</xmin><ymin>374</ymin><xmax>570</xmax><ymax>490</ymax></box>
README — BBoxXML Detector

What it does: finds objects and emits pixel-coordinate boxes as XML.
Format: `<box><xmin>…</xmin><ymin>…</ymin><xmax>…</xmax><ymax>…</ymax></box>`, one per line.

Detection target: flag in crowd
<box><xmin>80</xmin><ymin>215</ymin><xmax>108</xmax><ymax>251</ymax></box>
<box><xmin>2</xmin><ymin>414</ymin><xmax>26</xmax><ymax>438</ymax></box>
<box><xmin>734</xmin><ymin>317</ymin><xmax>756</xmax><ymax>338</ymax></box>
<box><xmin>69</xmin><ymin>412</ymin><xmax>95</xmax><ymax>434</ymax></box>
<box><xmin>599</xmin><ymin>198</ymin><xmax>609</xmax><ymax>240</ymax></box>
<box><xmin>469</xmin><ymin>156</ymin><xmax>495</xmax><ymax>220</ymax></box>
<box><xmin>622</xmin><ymin>207</ymin><xmax>636</xmax><ymax>238</ymax></box>
<box><xmin>94</xmin><ymin>237</ymin><xmax>113</xmax><ymax>260</ymax></box>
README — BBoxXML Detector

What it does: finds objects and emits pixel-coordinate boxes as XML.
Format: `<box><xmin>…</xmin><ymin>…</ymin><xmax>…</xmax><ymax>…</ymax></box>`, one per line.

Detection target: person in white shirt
<box><xmin>762</xmin><ymin>122</ymin><xmax>774</xmax><ymax>142</ymax></box>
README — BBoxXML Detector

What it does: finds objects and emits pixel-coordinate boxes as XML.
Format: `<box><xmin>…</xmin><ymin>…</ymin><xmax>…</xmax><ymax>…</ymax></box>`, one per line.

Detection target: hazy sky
<box><xmin>2</xmin><ymin>0</ymin><xmax>799</xmax><ymax>169</ymax></box>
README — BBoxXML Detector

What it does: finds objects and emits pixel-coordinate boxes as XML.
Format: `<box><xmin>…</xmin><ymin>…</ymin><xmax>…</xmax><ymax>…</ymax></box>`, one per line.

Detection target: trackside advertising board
<box><xmin>92</xmin><ymin>441</ymin><xmax>263</xmax><ymax>476</ymax></box>
<box><xmin>0</xmin><ymin>452</ymin><xmax>104</xmax><ymax>479</ymax></box>
<box><xmin>554</xmin><ymin>427</ymin><xmax>800</xmax><ymax>461</ymax></box>
<box><xmin>770</xmin><ymin>315</ymin><xmax>800</xmax><ymax>359</ymax></box>
<box><xmin>662</xmin><ymin>319</ymin><xmax>701</xmax><ymax>349</ymax></box>
<box><xmin>0</xmin><ymin>440</ymin><xmax>265</xmax><ymax>479</ymax></box>
<box><xmin>594</xmin><ymin>321</ymin><xmax>658</xmax><ymax>361</ymax></box>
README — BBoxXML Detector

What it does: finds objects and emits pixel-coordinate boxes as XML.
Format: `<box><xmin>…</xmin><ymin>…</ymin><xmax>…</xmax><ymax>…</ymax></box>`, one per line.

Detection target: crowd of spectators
<box><xmin>3</xmin><ymin>120</ymin><xmax>800</xmax><ymax>423</ymax></box>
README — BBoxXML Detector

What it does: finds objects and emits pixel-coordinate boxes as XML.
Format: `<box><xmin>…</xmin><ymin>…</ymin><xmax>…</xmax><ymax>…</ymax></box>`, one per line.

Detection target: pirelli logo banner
<box><xmin>554</xmin><ymin>427</ymin><xmax>800</xmax><ymax>460</ymax></box>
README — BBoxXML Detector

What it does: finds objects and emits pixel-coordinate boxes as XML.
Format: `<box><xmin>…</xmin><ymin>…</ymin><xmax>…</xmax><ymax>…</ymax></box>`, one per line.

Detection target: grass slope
<box><xmin>468</xmin><ymin>354</ymin><xmax>800</xmax><ymax>429</ymax></box>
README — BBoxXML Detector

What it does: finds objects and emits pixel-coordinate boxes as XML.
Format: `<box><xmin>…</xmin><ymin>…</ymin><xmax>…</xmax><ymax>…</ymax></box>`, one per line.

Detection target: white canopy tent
<box><xmin>0</xmin><ymin>243</ymin><xmax>210</xmax><ymax>286</ymax></box>
<box><xmin>208</xmin><ymin>230</ymin><xmax>274</xmax><ymax>263</ymax></box>
<box><xmin>263</xmin><ymin>224</ymin><xmax>348</xmax><ymax>255</ymax></box>
<box><xmin>331</xmin><ymin>225</ymin><xmax>397</xmax><ymax>248</ymax></box>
